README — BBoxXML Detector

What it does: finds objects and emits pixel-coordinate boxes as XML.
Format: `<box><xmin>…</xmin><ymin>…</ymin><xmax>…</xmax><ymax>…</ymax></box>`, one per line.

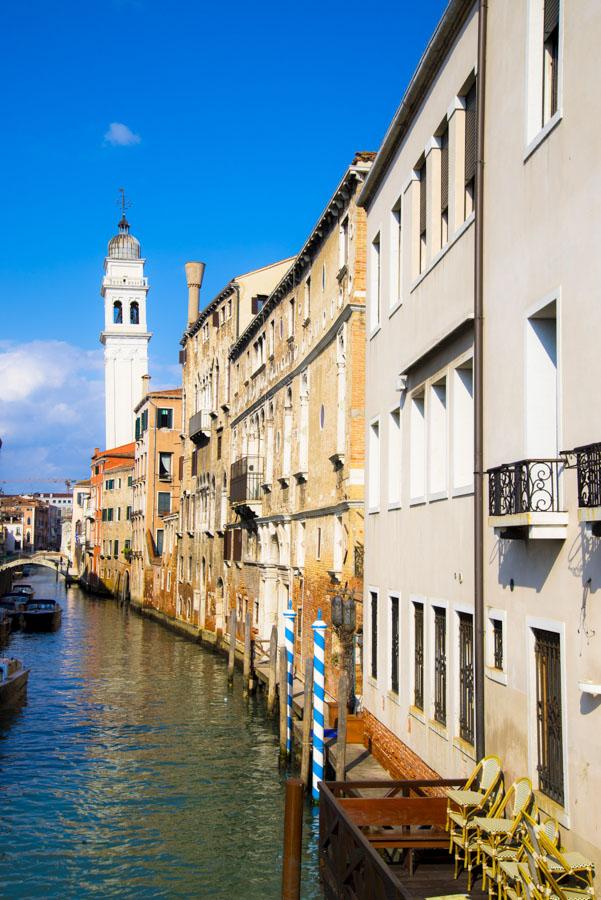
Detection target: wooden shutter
<box><xmin>440</xmin><ymin>128</ymin><xmax>449</xmax><ymax>213</ymax></box>
<box><xmin>178</xmin><ymin>349</ymin><xmax>187</xmax><ymax>365</ymax></box>
<box><xmin>224</xmin><ymin>529</ymin><xmax>232</xmax><ymax>560</ymax></box>
<box><xmin>212</xmin><ymin>310</ymin><xmax>219</xmax><ymax>327</ymax></box>
<box><xmin>464</xmin><ymin>82</ymin><xmax>477</xmax><ymax>185</ymax></box>
<box><xmin>419</xmin><ymin>162</ymin><xmax>427</xmax><ymax>235</ymax></box>
<box><xmin>233</xmin><ymin>529</ymin><xmax>242</xmax><ymax>562</ymax></box>
<box><xmin>178</xmin><ymin>455</ymin><xmax>184</xmax><ymax>481</ymax></box>
<box><xmin>251</xmin><ymin>296</ymin><xmax>260</xmax><ymax>315</ymax></box>
<box><xmin>191</xmin><ymin>449</ymin><xmax>197</xmax><ymax>476</ymax></box>
<box><xmin>544</xmin><ymin>0</ymin><xmax>559</xmax><ymax>39</ymax></box>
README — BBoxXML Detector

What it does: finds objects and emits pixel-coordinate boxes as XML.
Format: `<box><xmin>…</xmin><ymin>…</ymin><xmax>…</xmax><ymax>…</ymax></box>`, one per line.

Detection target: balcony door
<box><xmin>526</xmin><ymin>300</ymin><xmax>558</xmax><ymax>459</ymax></box>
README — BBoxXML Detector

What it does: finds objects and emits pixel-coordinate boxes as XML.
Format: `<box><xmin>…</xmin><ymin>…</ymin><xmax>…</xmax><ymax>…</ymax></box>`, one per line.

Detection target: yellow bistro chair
<box><xmin>447</xmin><ymin>755</ymin><xmax>503</xmax><ymax>872</ymax></box>
<box><xmin>475</xmin><ymin>777</ymin><xmax>534</xmax><ymax>897</ymax></box>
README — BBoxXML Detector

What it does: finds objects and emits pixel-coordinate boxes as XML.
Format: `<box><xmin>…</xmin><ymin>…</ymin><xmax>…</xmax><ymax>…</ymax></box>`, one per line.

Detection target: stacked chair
<box><xmin>445</xmin><ymin>759</ymin><xmax>596</xmax><ymax>898</ymax></box>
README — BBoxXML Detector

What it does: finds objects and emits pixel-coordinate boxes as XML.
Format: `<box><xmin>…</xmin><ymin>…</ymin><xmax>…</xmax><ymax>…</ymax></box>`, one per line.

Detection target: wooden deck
<box><xmin>319</xmin><ymin>779</ymin><xmax>488</xmax><ymax>900</ymax></box>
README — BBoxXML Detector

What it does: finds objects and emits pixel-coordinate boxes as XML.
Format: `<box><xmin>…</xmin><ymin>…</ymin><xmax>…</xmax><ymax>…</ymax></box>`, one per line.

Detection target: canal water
<box><xmin>0</xmin><ymin>570</ymin><xmax>321</xmax><ymax>898</ymax></box>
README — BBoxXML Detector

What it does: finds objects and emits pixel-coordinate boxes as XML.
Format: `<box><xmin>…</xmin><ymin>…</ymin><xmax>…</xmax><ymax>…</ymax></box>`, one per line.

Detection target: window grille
<box><xmin>464</xmin><ymin>82</ymin><xmax>477</xmax><ymax>187</ymax></box>
<box><xmin>413</xmin><ymin>602</ymin><xmax>424</xmax><ymax>710</ymax></box>
<box><xmin>440</xmin><ymin>127</ymin><xmax>449</xmax><ymax>214</ymax></box>
<box><xmin>493</xmin><ymin>619</ymin><xmax>503</xmax><ymax>670</ymax></box>
<box><xmin>391</xmin><ymin>596</ymin><xmax>399</xmax><ymax>694</ymax></box>
<box><xmin>370</xmin><ymin>592</ymin><xmax>378</xmax><ymax>680</ymax></box>
<box><xmin>534</xmin><ymin>629</ymin><xmax>564</xmax><ymax>805</ymax></box>
<box><xmin>543</xmin><ymin>0</ymin><xmax>560</xmax><ymax>120</ymax></box>
<box><xmin>434</xmin><ymin>607</ymin><xmax>446</xmax><ymax>725</ymax></box>
<box><xmin>459</xmin><ymin>612</ymin><xmax>474</xmax><ymax>744</ymax></box>
<box><xmin>419</xmin><ymin>161</ymin><xmax>427</xmax><ymax>238</ymax></box>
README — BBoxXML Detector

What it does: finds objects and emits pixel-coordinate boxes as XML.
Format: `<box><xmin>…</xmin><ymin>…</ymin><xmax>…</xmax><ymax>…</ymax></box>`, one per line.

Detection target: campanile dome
<box><xmin>108</xmin><ymin>214</ymin><xmax>141</xmax><ymax>260</ymax></box>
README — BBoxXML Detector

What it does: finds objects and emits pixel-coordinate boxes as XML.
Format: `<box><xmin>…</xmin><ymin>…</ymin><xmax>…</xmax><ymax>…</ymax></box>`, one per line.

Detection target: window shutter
<box><xmin>191</xmin><ymin>449</ymin><xmax>197</xmax><ymax>477</ymax></box>
<box><xmin>251</xmin><ymin>296</ymin><xmax>260</xmax><ymax>315</ymax></box>
<box><xmin>544</xmin><ymin>0</ymin><xmax>559</xmax><ymax>40</ymax></box>
<box><xmin>233</xmin><ymin>529</ymin><xmax>242</xmax><ymax>562</ymax></box>
<box><xmin>212</xmin><ymin>311</ymin><xmax>219</xmax><ymax>327</ymax></box>
<box><xmin>224</xmin><ymin>529</ymin><xmax>232</xmax><ymax>560</ymax></box>
<box><xmin>419</xmin><ymin>162</ymin><xmax>427</xmax><ymax>234</ymax></box>
<box><xmin>179</xmin><ymin>349</ymin><xmax>186</xmax><ymax>365</ymax></box>
<box><xmin>464</xmin><ymin>82</ymin><xmax>477</xmax><ymax>185</ymax></box>
<box><xmin>440</xmin><ymin>128</ymin><xmax>449</xmax><ymax>213</ymax></box>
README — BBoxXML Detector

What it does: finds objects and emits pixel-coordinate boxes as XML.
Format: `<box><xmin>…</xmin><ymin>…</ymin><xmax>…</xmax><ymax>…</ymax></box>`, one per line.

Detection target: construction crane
<box><xmin>0</xmin><ymin>477</ymin><xmax>78</xmax><ymax>493</ymax></box>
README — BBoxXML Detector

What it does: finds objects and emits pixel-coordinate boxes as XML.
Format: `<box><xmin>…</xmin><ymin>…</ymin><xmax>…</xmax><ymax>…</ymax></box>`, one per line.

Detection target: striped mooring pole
<box><xmin>311</xmin><ymin>610</ymin><xmax>327</xmax><ymax>802</ymax></box>
<box><xmin>283</xmin><ymin>602</ymin><xmax>297</xmax><ymax>757</ymax></box>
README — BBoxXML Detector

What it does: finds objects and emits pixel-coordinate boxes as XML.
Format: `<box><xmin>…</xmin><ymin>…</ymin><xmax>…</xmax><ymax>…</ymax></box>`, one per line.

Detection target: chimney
<box><xmin>141</xmin><ymin>373</ymin><xmax>151</xmax><ymax>398</ymax></box>
<box><xmin>185</xmin><ymin>261</ymin><xmax>206</xmax><ymax>327</ymax></box>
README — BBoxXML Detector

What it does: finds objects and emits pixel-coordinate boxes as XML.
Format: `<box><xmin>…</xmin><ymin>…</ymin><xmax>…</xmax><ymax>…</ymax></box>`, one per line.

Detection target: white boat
<box><xmin>0</xmin><ymin>658</ymin><xmax>29</xmax><ymax>708</ymax></box>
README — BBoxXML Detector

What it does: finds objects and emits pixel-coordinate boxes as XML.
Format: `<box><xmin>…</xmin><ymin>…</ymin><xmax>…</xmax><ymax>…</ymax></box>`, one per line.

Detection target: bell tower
<box><xmin>100</xmin><ymin>204</ymin><xmax>151</xmax><ymax>448</ymax></box>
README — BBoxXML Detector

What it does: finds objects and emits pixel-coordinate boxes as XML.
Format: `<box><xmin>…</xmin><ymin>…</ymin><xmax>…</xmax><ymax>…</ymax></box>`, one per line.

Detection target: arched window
<box><xmin>113</xmin><ymin>301</ymin><xmax>123</xmax><ymax>324</ymax></box>
<box><xmin>130</xmin><ymin>301</ymin><xmax>139</xmax><ymax>324</ymax></box>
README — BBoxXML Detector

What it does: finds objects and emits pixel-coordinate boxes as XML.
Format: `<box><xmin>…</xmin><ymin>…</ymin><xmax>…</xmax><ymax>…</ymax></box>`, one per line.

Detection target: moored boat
<box><xmin>0</xmin><ymin>594</ymin><xmax>27</xmax><ymax>630</ymax></box>
<box><xmin>22</xmin><ymin>598</ymin><xmax>62</xmax><ymax>632</ymax></box>
<box><xmin>12</xmin><ymin>583</ymin><xmax>34</xmax><ymax>599</ymax></box>
<box><xmin>0</xmin><ymin>657</ymin><xmax>29</xmax><ymax>707</ymax></box>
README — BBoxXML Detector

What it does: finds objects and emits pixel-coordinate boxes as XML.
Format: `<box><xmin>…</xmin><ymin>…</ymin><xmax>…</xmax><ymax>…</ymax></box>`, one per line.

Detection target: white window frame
<box><xmin>428</xmin><ymin>598</ymin><xmax>449</xmax><ymax>739</ymax></box>
<box><xmin>368</xmin><ymin>416</ymin><xmax>381</xmax><ymax>513</ymax></box>
<box><xmin>409</xmin><ymin>390</ymin><xmax>426</xmax><ymax>505</ymax></box>
<box><xmin>524</xmin><ymin>0</ymin><xmax>564</xmax><ymax>159</ymax></box>
<box><xmin>428</xmin><ymin>376</ymin><xmax>448</xmax><ymax>501</ymax></box>
<box><xmin>408</xmin><ymin>594</ymin><xmax>427</xmax><ymax>723</ymax></box>
<box><xmin>387</xmin><ymin>406</ymin><xmax>402</xmax><ymax>510</ymax></box>
<box><xmin>369</xmin><ymin>233</ymin><xmax>381</xmax><ymax>336</ymax></box>
<box><xmin>486</xmin><ymin>607</ymin><xmax>508</xmax><ymax>686</ymax></box>
<box><xmin>367</xmin><ymin>586</ymin><xmax>379</xmax><ymax>687</ymax></box>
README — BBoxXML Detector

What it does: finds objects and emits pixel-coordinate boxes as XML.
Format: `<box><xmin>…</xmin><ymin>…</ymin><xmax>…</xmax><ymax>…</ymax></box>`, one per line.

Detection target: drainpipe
<box><xmin>474</xmin><ymin>0</ymin><xmax>488</xmax><ymax>762</ymax></box>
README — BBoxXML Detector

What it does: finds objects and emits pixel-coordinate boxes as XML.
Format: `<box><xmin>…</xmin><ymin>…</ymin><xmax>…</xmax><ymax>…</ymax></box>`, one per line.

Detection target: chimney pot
<box><xmin>185</xmin><ymin>261</ymin><xmax>205</xmax><ymax>327</ymax></box>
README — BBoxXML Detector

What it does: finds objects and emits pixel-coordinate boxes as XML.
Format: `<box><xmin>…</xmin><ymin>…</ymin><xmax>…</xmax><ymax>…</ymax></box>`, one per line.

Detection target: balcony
<box><xmin>230</xmin><ymin>457</ymin><xmax>263</xmax><ymax>511</ymax></box>
<box><xmin>487</xmin><ymin>458</ymin><xmax>567</xmax><ymax>540</ymax></box>
<box><xmin>189</xmin><ymin>409</ymin><xmax>211</xmax><ymax>444</ymax></box>
<box><xmin>563</xmin><ymin>441</ymin><xmax>601</xmax><ymax>535</ymax></box>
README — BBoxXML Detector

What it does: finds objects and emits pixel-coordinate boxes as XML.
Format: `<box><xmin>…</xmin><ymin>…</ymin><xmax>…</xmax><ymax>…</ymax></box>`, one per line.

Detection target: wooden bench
<box><xmin>339</xmin><ymin>796</ymin><xmax>449</xmax><ymax>874</ymax></box>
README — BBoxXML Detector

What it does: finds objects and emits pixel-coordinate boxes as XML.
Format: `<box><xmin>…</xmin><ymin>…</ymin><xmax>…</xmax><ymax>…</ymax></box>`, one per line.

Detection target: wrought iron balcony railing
<box><xmin>188</xmin><ymin>409</ymin><xmax>211</xmax><ymax>443</ymax></box>
<box><xmin>230</xmin><ymin>456</ymin><xmax>263</xmax><ymax>505</ymax></box>
<box><xmin>488</xmin><ymin>459</ymin><xmax>562</xmax><ymax>517</ymax></box>
<box><xmin>573</xmin><ymin>442</ymin><xmax>601</xmax><ymax>509</ymax></box>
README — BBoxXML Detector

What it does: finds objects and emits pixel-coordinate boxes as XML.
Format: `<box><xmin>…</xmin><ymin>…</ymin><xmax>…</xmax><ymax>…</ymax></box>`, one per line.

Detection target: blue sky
<box><xmin>0</xmin><ymin>0</ymin><xmax>447</xmax><ymax>491</ymax></box>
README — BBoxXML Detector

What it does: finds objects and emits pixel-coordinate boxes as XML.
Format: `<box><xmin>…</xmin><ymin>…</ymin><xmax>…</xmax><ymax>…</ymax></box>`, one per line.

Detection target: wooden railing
<box><xmin>319</xmin><ymin>778</ymin><xmax>466</xmax><ymax>900</ymax></box>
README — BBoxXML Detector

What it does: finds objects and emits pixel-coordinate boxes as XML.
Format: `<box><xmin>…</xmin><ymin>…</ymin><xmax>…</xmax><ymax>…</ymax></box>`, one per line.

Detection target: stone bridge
<box><xmin>0</xmin><ymin>551</ymin><xmax>70</xmax><ymax>576</ymax></box>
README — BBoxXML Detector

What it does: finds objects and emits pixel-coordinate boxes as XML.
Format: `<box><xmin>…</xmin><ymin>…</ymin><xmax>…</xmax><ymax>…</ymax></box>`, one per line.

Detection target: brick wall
<box><xmin>362</xmin><ymin>708</ymin><xmax>440</xmax><ymax>780</ymax></box>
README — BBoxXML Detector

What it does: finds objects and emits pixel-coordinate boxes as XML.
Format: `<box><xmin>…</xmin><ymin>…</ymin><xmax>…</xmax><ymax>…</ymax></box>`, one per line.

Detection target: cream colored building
<box><xmin>131</xmin><ymin>385</ymin><xmax>182</xmax><ymax>607</ymax></box>
<box><xmin>482</xmin><ymin>0</ymin><xmax>601</xmax><ymax>865</ymax></box>
<box><xmin>177</xmin><ymin>258</ymin><xmax>292</xmax><ymax>628</ymax></box>
<box><xmin>98</xmin><ymin>461</ymin><xmax>134</xmax><ymax>599</ymax></box>
<box><xmin>360</xmin><ymin>0</ymin><xmax>478</xmax><ymax>781</ymax></box>
<box><xmin>227</xmin><ymin>153</ymin><xmax>373</xmax><ymax>695</ymax></box>
<box><xmin>360</xmin><ymin>0</ymin><xmax>601</xmax><ymax>866</ymax></box>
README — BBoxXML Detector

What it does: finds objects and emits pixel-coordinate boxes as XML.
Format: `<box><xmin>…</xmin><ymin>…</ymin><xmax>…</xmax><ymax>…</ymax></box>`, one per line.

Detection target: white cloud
<box><xmin>0</xmin><ymin>340</ymin><xmax>104</xmax><ymax>491</ymax></box>
<box><xmin>104</xmin><ymin>122</ymin><xmax>141</xmax><ymax>147</ymax></box>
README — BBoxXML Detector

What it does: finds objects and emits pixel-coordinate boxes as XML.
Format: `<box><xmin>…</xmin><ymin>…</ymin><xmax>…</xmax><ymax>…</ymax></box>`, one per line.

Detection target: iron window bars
<box><xmin>414</xmin><ymin>603</ymin><xmax>424</xmax><ymax>710</ymax></box>
<box><xmin>459</xmin><ymin>613</ymin><xmax>474</xmax><ymax>745</ymax></box>
<box><xmin>434</xmin><ymin>607</ymin><xmax>447</xmax><ymax>726</ymax></box>
<box><xmin>390</xmin><ymin>596</ymin><xmax>399</xmax><ymax>695</ymax></box>
<box><xmin>534</xmin><ymin>628</ymin><xmax>564</xmax><ymax>806</ymax></box>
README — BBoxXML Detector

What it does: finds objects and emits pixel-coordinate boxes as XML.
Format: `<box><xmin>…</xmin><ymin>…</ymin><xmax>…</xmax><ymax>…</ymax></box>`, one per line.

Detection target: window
<box><xmin>130</xmin><ymin>301</ymin><xmax>139</xmax><ymax>324</ymax></box>
<box><xmin>126</xmin><ymin>505</ymin><xmax>132</xmax><ymax>521</ymax></box>
<box><xmin>106</xmin><ymin>508</ymin><xmax>114</xmax><ymax>522</ymax></box>
<box><xmin>410</xmin><ymin>392</ymin><xmax>426</xmax><ymax>501</ymax></box>
<box><xmin>288</xmin><ymin>299</ymin><xmax>295</xmax><ymax>338</ymax></box>
<box><xmin>217</xmin><ymin>434</ymin><xmax>222</xmax><ymax>460</ymax></box>
<box><xmin>429</xmin><ymin>378</ymin><xmax>447</xmax><ymax>496</ymax></box>
<box><xmin>464</xmin><ymin>82</ymin><xmax>477</xmax><ymax>218</ymax></box>
<box><xmin>370</xmin><ymin>591</ymin><xmax>378</xmax><ymax>680</ymax></box>
<box><xmin>388</xmin><ymin>408</ymin><xmax>401</xmax><ymax>506</ymax></box>
<box><xmin>413</xmin><ymin>602</ymin><xmax>424</xmax><ymax>710</ymax></box>
<box><xmin>105</xmin><ymin>479</ymin><xmax>114</xmax><ymax>491</ymax></box>
<box><xmin>534</xmin><ymin>628</ymin><xmax>564</xmax><ymax>805</ymax></box>
<box><xmin>158</xmin><ymin>452</ymin><xmax>172</xmax><ymax>480</ymax></box>
<box><xmin>493</xmin><ymin>618</ymin><xmax>503</xmax><ymax>670</ymax></box>
<box><xmin>452</xmin><ymin>362</ymin><xmax>474</xmax><ymax>491</ymax></box>
<box><xmin>157</xmin><ymin>408</ymin><xmax>173</xmax><ymax>430</ymax></box>
<box><xmin>141</xmin><ymin>409</ymin><xmax>148</xmax><ymax>433</ymax></box>
<box><xmin>339</xmin><ymin>217</ymin><xmax>349</xmax><ymax>269</ymax></box>
<box><xmin>135</xmin><ymin>417</ymin><xmax>141</xmax><ymax>440</ymax></box>
<box><xmin>113</xmin><ymin>300</ymin><xmax>123</xmax><ymax>324</ymax></box>
<box><xmin>526</xmin><ymin>302</ymin><xmax>558</xmax><ymax>458</ymax></box>
<box><xmin>433</xmin><ymin>607</ymin><xmax>447</xmax><ymax>726</ymax></box>
<box><xmin>390</xmin><ymin>595</ymin><xmax>399</xmax><ymax>694</ymax></box>
<box><xmin>391</xmin><ymin>199</ymin><xmax>402</xmax><ymax>306</ymax></box>
<box><xmin>128</xmin><ymin>475</ymin><xmax>132</xmax><ymax>487</ymax></box>
<box><xmin>542</xmin><ymin>0</ymin><xmax>560</xmax><ymax>124</ymax></box>
<box><xmin>303</xmin><ymin>277</ymin><xmax>311</xmax><ymax>322</ymax></box>
<box><xmin>157</xmin><ymin>492</ymin><xmax>171</xmax><ymax>516</ymax></box>
<box><xmin>368</xmin><ymin>419</ymin><xmax>380</xmax><ymax>510</ymax></box>
<box><xmin>418</xmin><ymin>160</ymin><xmax>427</xmax><ymax>272</ymax></box>
<box><xmin>440</xmin><ymin>124</ymin><xmax>449</xmax><ymax>245</ymax></box>
<box><xmin>114</xmin><ymin>539</ymin><xmax>119</xmax><ymax>557</ymax></box>
<box><xmin>370</xmin><ymin>234</ymin><xmax>381</xmax><ymax>331</ymax></box>
<box><xmin>458</xmin><ymin>612</ymin><xmax>474</xmax><ymax>744</ymax></box>
<box><xmin>316</xmin><ymin>526</ymin><xmax>322</xmax><ymax>561</ymax></box>
<box><xmin>156</xmin><ymin>529</ymin><xmax>164</xmax><ymax>556</ymax></box>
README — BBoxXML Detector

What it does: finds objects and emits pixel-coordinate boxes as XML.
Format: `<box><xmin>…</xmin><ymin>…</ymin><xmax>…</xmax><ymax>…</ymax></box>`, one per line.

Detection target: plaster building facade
<box><xmin>177</xmin><ymin>258</ymin><xmax>293</xmax><ymax>628</ymax></box>
<box><xmin>359</xmin><ymin>2</ymin><xmax>478</xmax><ymax>782</ymax></box>
<box><xmin>360</xmin><ymin>0</ymin><xmax>601</xmax><ymax>866</ymax></box>
<box><xmin>226</xmin><ymin>153</ymin><xmax>373</xmax><ymax>696</ymax></box>
<box><xmin>101</xmin><ymin>215</ymin><xmax>151</xmax><ymax>448</ymax></box>
<box><xmin>481</xmin><ymin>0</ymin><xmax>601</xmax><ymax>865</ymax></box>
<box><xmin>98</xmin><ymin>460</ymin><xmax>134</xmax><ymax>599</ymax></box>
<box><xmin>69</xmin><ymin>480</ymin><xmax>91</xmax><ymax>578</ymax></box>
<box><xmin>88</xmin><ymin>444</ymin><xmax>135</xmax><ymax>593</ymax></box>
<box><xmin>131</xmin><ymin>386</ymin><xmax>182</xmax><ymax>609</ymax></box>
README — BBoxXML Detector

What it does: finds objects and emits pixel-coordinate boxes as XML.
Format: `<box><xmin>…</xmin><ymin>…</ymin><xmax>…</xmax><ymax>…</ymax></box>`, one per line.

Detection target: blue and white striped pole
<box><xmin>311</xmin><ymin>610</ymin><xmax>327</xmax><ymax>802</ymax></box>
<box><xmin>283</xmin><ymin>602</ymin><xmax>297</xmax><ymax>757</ymax></box>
